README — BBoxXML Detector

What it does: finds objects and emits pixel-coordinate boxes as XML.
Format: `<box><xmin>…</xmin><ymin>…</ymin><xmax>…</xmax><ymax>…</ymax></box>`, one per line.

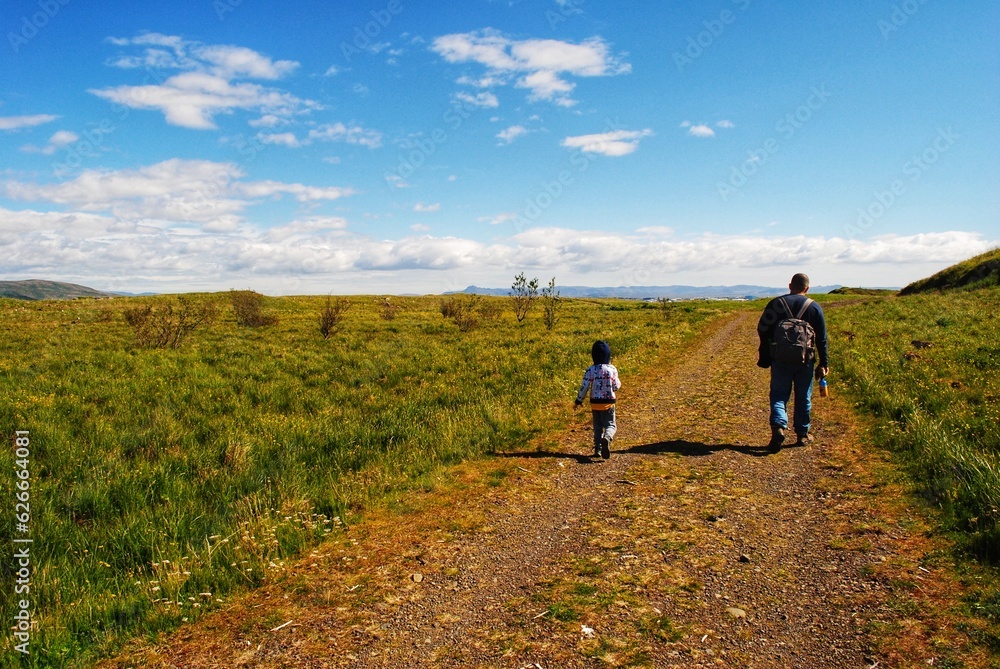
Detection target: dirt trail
<box><xmin>108</xmin><ymin>311</ymin><xmax>912</xmax><ymax>668</ymax></box>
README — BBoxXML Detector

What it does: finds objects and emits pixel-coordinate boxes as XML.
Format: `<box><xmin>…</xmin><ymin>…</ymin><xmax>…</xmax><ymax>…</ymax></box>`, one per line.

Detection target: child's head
<box><xmin>591</xmin><ymin>340</ymin><xmax>611</xmax><ymax>365</ymax></box>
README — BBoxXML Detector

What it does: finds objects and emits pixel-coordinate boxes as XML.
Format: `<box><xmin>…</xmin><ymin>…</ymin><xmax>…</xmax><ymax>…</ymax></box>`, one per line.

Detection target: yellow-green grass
<box><xmin>0</xmin><ymin>293</ymin><xmax>733</xmax><ymax>667</ymax></box>
<box><xmin>828</xmin><ymin>287</ymin><xmax>1000</xmax><ymax>558</ymax></box>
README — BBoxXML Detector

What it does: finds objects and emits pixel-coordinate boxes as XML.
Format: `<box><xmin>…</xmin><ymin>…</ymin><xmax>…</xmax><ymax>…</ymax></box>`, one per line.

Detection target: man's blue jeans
<box><xmin>769</xmin><ymin>361</ymin><xmax>815</xmax><ymax>436</ymax></box>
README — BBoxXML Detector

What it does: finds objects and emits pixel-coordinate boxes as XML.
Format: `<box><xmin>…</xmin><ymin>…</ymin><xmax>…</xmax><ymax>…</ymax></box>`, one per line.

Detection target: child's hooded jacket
<box><xmin>575</xmin><ymin>340</ymin><xmax>621</xmax><ymax>410</ymax></box>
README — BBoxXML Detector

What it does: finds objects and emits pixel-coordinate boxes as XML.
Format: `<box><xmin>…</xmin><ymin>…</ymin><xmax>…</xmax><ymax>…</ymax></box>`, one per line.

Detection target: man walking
<box><xmin>757</xmin><ymin>273</ymin><xmax>829</xmax><ymax>451</ymax></box>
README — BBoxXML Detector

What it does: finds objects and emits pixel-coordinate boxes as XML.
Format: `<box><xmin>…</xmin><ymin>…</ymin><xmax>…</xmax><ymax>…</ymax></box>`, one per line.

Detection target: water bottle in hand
<box><xmin>818</xmin><ymin>377</ymin><xmax>829</xmax><ymax>398</ymax></box>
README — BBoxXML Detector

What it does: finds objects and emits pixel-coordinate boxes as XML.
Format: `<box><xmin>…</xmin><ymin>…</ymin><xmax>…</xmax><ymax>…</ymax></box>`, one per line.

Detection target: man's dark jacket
<box><xmin>756</xmin><ymin>293</ymin><xmax>828</xmax><ymax>368</ymax></box>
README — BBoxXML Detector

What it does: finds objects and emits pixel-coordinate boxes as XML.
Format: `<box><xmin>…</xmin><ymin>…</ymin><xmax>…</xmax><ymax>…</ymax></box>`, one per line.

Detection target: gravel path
<box><xmin>107</xmin><ymin>311</ymin><xmax>895</xmax><ymax>668</ymax></box>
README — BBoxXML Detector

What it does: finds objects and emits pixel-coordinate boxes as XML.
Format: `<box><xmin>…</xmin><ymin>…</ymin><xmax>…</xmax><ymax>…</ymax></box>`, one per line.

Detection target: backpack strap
<box><xmin>794</xmin><ymin>298</ymin><xmax>814</xmax><ymax>319</ymax></box>
<box><xmin>778</xmin><ymin>297</ymin><xmax>794</xmax><ymax>319</ymax></box>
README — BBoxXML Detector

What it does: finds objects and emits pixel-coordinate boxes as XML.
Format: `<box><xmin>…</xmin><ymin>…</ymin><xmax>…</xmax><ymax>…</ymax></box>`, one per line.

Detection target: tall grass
<box><xmin>828</xmin><ymin>288</ymin><xmax>1000</xmax><ymax>559</ymax></box>
<box><xmin>0</xmin><ymin>294</ymin><xmax>732</xmax><ymax>667</ymax></box>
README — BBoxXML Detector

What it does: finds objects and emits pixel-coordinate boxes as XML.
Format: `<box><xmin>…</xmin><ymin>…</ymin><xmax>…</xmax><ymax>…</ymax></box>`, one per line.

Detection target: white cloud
<box><xmin>384</xmin><ymin>174</ymin><xmax>410</xmax><ymax>189</ymax></box>
<box><xmin>687</xmin><ymin>124</ymin><xmax>715</xmax><ymax>138</ymax></box>
<box><xmin>496</xmin><ymin>125</ymin><xmax>527</xmax><ymax>144</ymax></box>
<box><xmin>248</xmin><ymin>114</ymin><xmax>287</xmax><ymax>128</ymax></box>
<box><xmin>21</xmin><ymin>130</ymin><xmax>80</xmax><ymax>155</ymax></box>
<box><xmin>717</xmin><ymin>120</ymin><xmax>735</xmax><ymax>129</ymax></box>
<box><xmin>410</xmin><ymin>223</ymin><xmax>430</xmax><ymax>232</ymax></box>
<box><xmin>1</xmin><ymin>159</ymin><xmax>353</xmax><ymax>223</ymax></box>
<box><xmin>454</xmin><ymin>91</ymin><xmax>500</xmax><ymax>109</ymax></box>
<box><xmin>0</xmin><ymin>114</ymin><xmax>59</xmax><ymax>131</ymax></box>
<box><xmin>307</xmin><ymin>122</ymin><xmax>383</xmax><ymax>148</ymax></box>
<box><xmin>413</xmin><ymin>202</ymin><xmax>441</xmax><ymax>213</ymax></box>
<box><xmin>323</xmin><ymin>65</ymin><xmax>340</xmax><ymax>77</ymax></box>
<box><xmin>561</xmin><ymin>129</ymin><xmax>653</xmax><ymax>157</ymax></box>
<box><xmin>256</xmin><ymin>132</ymin><xmax>301</xmax><ymax>148</ymax></box>
<box><xmin>91</xmin><ymin>34</ymin><xmax>316</xmax><ymax>130</ymax></box>
<box><xmin>431</xmin><ymin>30</ymin><xmax>629</xmax><ymax>106</ymax></box>
<box><xmin>478</xmin><ymin>212</ymin><xmax>519</xmax><ymax>226</ymax></box>
<box><xmin>0</xmin><ymin>205</ymin><xmax>993</xmax><ymax>294</ymax></box>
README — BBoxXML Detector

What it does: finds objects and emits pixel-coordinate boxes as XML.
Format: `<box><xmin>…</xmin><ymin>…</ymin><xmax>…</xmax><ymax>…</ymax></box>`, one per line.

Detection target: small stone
<box><xmin>411</xmin><ymin>573</ymin><xmax>423</xmax><ymax>583</ymax></box>
<box><xmin>726</xmin><ymin>607</ymin><xmax>746</xmax><ymax>620</ymax></box>
<box><xmin>739</xmin><ymin>554</ymin><xmax>751</xmax><ymax>564</ymax></box>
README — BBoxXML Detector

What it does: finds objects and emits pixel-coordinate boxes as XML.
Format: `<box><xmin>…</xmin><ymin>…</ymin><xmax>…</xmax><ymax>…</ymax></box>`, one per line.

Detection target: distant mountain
<box><xmin>455</xmin><ymin>284</ymin><xmax>843</xmax><ymax>300</ymax></box>
<box><xmin>899</xmin><ymin>248</ymin><xmax>1000</xmax><ymax>295</ymax></box>
<box><xmin>0</xmin><ymin>279</ymin><xmax>116</xmax><ymax>301</ymax></box>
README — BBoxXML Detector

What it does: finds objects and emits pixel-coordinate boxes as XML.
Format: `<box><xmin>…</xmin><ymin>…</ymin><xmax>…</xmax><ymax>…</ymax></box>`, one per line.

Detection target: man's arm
<box><xmin>756</xmin><ymin>300</ymin><xmax>777</xmax><ymax>368</ymax></box>
<box><xmin>811</xmin><ymin>303</ymin><xmax>829</xmax><ymax>370</ymax></box>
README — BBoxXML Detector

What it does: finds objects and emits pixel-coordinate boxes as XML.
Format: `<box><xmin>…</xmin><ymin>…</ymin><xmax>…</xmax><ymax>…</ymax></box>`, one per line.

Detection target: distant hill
<box><xmin>899</xmin><ymin>248</ymin><xmax>1000</xmax><ymax>295</ymax></box>
<box><xmin>455</xmin><ymin>284</ymin><xmax>843</xmax><ymax>300</ymax></box>
<box><xmin>828</xmin><ymin>287</ymin><xmax>897</xmax><ymax>296</ymax></box>
<box><xmin>0</xmin><ymin>279</ymin><xmax>116</xmax><ymax>301</ymax></box>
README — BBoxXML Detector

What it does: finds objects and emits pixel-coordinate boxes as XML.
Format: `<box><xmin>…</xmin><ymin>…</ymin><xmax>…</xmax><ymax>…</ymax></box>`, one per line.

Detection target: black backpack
<box><xmin>770</xmin><ymin>297</ymin><xmax>816</xmax><ymax>365</ymax></box>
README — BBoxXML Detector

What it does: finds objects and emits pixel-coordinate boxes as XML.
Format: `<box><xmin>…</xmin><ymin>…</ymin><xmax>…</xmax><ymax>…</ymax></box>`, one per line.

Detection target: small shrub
<box><xmin>541</xmin><ymin>277</ymin><xmax>561</xmax><ymax>331</ymax></box>
<box><xmin>440</xmin><ymin>296</ymin><xmax>460</xmax><ymax>319</ymax></box>
<box><xmin>510</xmin><ymin>272</ymin><xmax>539</xmax><ymax>323</ymax></box>
<box><xmin>477</xmin><ymin>298</ymin><xmax>503</xmax><ymax>324</ymax></box>
<box><xmin>230</xmin><ymin>289</ymin><xmax>278</xmax><ymax>327</ymax></box>
<box><xmin>123</xmin><ymin>298</ymin><xmax>217</xmax><ymax>349</ymax></box>
<box><xmin>379</xmin><ymin>296</ymin><xmax>401</xmax><ymax>321</ymax></box>
<box><xmin>319</xmin><ymin>296</ymin><xmax>350</xmax><ymax>339</ymax></box>
<box><xmin>440</xmin><ymin>295</ymin><xmax>480</xmax><ymax>332</ymax></box>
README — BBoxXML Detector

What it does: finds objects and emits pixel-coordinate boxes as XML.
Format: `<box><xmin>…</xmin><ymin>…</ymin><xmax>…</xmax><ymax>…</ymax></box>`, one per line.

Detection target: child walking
<box><xmin>574</xmin><ymin>340</ymin><xmax>621</xmax><ymax>459</ymax></box>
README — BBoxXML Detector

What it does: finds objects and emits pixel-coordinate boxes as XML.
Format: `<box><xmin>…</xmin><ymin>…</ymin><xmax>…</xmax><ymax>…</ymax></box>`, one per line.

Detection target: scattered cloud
<box><xmin>561</xmin><ymin>129</ymin><xmax>653</xmax><ymax>156</ymax></box>
<box><xmin>410</xmin><ymin>223</ymin><xmax>430</xmax><ymax>232</ymax></box>
<box><xmin>681</xmin><ymin>120</ymin><xmax>734</xmax><ymax>137</ymax></box>
<box><xmin>497</xmin><ymin>125</ymin><xmax>527</xmax><ymax>144</ymax></box>
<box><xmin>307</xmin><ymin>122</ymin><xmax>383</xmax><ymax>148</ymax></box>
<box><xmin>0</xmin><ymin>114</ymin><xmax>59</xmax><ymax>131</ymax></box>
<box><xmin>21</xmin><ymin>130</ymin><xmax>80</xmax><ymax>155</ymax></box>
<box><xmin>256</xmin><ymin>132</ymin><xmax>301</xmax><ymax>148</ymax></box>
<box><xmin>454</xmin><ymin>91</ymin><xmax>499</xmax><ymax>109</ymax></box>
<box><xmin>324</xmin><ymin>65</ymin><xmax>340</xmax><ymax>77</ymax></box>
<box><xmin>413</xmin><ymin>202</ymin><xmax>441</xmax><ymax>213</ymax></box>
<box><xmin>91</xmin><ymin>33</ymin><xmax>317</xmax><ymax>130</ymax></box>
<box><xmin>431</xmin><ymin>30</ymin><xmax>630</xmax><ymax>106</ymax></box>
<box><xmin>385</xmin><ymin>174</ymin><xmax>410</xmax><ymax>189</ymax></box>
<box><xmin>1</xmin><ymin>158</ymin><xmax>352</xmax><ymax>224</ymax></box>
<box><xmin>478</xmin><ymin>212</ymin><xmax>519</xmax><ymax>226</ymax></box>
<box><xmin>248</xmin><ymin>114</ymin><xmax>287</xmax><ymax>128</ymax></box>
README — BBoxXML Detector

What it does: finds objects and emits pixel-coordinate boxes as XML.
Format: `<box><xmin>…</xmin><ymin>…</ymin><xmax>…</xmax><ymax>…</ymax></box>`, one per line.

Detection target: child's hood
<box><xmin>591</xmin><ymin>340</ymin><xmax>611</xmax><ymax>365</ymax></box>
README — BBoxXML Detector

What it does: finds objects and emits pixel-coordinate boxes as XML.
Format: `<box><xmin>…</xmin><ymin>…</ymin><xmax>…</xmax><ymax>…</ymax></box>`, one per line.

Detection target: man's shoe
<box><xmin>593</xmin><ymin>445</ymin><xmax>603</xmax><ymax>459</ymax></box>
<box><xmin>768</xmin><ymin>425</ymin><xmax>785</xmax><ymax>452</ymax></box>
<box><xmin>795</xmin><ymin>432</ymin><xmax>814</xmax><ymax>446</ymax></box>
<box><xmin>600</xmin><ymin>437</ymin><xmax>611</xmax><ymax>460</ymax></box>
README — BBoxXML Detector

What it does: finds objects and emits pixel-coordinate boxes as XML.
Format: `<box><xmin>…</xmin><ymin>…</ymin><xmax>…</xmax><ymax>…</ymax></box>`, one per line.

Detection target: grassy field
<box><xmin>829</xmin><ymin>286</ymin><xmax>1000</xmax><ymax>557</ymax></box>
<box><xmin>0</xmin><ymin>292</ymin><xmax>734</xmax><ymax>668</ymax></box>
<box><xmin>828</xmin><ymin>285</ymin><xmax>1000</xmax><ymax>657</ymax></box>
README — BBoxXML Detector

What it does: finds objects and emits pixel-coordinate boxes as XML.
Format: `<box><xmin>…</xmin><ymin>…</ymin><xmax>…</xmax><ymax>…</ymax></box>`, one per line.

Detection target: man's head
<box><xmin>789</xmin><ymin>273</ymin><xmax>810</xmax><ymax>294</ymax></box>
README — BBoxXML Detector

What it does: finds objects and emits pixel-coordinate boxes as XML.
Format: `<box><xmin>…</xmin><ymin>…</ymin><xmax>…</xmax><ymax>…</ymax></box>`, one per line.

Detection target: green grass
<box><xmin>899</xmin><ymin>247</ymin><xmax>1000</xmax><ymax>295</ymax></box>
<box><xmin>0</xmin><ymin>293</ymin><xmax>732</xmax><ymax>667</ymax></box>
<box><xmin>828</xmin><ymin>287</ymin><xmax>1000</xmax><ymax>558</ymax></box>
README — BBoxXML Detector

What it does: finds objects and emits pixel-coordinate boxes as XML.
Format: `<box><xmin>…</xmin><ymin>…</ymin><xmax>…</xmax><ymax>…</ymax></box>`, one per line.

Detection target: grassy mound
<box><xmin>827</xmin><ymin>287</ymin><xmax>896</xmax><ymax>296</ymax></box>
<box><xmin>899</xmin><ymin>247</ymin><xmax>1000</xmax><ymax>295</ymax></box>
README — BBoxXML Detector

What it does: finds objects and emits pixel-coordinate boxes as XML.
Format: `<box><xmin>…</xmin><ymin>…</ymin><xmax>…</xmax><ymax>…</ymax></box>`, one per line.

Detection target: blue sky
<box><xmin>1</xmin><ymin>0</ymin><xmax>998</xmax><ymax>294</ymax></box>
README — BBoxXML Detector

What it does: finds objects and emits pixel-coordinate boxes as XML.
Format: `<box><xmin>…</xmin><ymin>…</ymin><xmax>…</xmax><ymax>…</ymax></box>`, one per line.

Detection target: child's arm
<box><xmin>574</xmin><ymin>367</ymin><xmax>594</xmax><ymax>406</ymax></box>
<box><xmin>611</xmin><ymin>366</ymin><xmax>621</xmax><ymax>392</ymax></box>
